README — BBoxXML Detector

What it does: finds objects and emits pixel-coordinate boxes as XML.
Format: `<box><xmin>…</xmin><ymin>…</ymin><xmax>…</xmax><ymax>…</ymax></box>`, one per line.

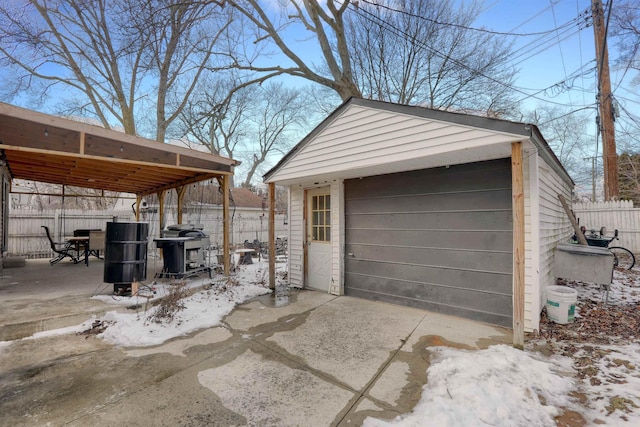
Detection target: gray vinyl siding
<box><xmin>344</xmin><ymin>158</ymin><xmax>513</xmax><ymax>327</ymax></box>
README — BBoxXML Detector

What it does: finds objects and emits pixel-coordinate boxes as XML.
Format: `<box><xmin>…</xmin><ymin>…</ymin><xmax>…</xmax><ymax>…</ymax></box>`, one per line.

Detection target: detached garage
<box><xmin>264</xmin><ymin>98</ymin><xmax>573</xmax><ymax>341</ymax></box>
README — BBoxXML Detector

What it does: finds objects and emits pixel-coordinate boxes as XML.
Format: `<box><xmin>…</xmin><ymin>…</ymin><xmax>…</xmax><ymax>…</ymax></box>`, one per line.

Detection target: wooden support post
<box><xmin>222</xmin><ymin>175</ymin><xmax>230</xmax><ymax>276</ymax></box>
<box><xmin>268</xmin><ymin>182</ymin><xmax>276</xmax><ymax>290</ymax></box>
<box><xmin>512</xmin><ymin>142</ymin><xmax>525</xmax><ymax>349</ymax></box>
<box><xmin>135</xmin><ymin>196</ymin><xmax>141</xmax><ymax>221</ymax></box>
<box><xmin>157</xmin><ymin>190</ymin><xmax>166</xmax><ymax>237</ymax></box>
<box><xmin>176</xmin><ymin>186</ymin><xmax>186</xmax><ymax>224</ymax></box>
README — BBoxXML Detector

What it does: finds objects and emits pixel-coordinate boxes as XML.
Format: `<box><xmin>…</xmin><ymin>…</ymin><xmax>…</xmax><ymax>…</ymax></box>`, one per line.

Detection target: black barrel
<box><xmin>104</xmin><ymin>222</ymin><xmax>148</xmax><ymax>284</ymax></box>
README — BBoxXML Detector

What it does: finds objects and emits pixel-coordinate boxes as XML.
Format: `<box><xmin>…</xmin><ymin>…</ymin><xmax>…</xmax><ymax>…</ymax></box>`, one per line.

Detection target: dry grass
<box><xmin>147</xmin><ymin>281</ymin><xmax>189</xmax><ymax>324</ymax></box>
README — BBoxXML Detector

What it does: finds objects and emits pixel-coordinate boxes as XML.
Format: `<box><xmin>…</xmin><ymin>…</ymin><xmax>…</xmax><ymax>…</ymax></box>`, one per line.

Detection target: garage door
<box><xmin>344</xmin><ymin>158</ymin><xmax>513</xmax><ymax>327</ymax></box>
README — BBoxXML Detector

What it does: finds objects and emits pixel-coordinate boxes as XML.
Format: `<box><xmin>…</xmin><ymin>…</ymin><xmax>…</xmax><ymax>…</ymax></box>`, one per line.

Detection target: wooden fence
<box><xmin>573</xmin><ymin>200</ymin><xmax>640</xmax><ymax>253</ymax></box>
<box><xmin>8</xmin><ymin>207</ymin><xmax>287</xmax><ymax>259</ymax></box>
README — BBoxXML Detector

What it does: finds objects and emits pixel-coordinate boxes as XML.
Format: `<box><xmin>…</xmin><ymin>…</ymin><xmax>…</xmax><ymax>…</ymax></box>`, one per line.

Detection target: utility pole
<box><xmin>592</xmin><ymin>0</ymin><xmax>618</xmax><ymax>200</ymax></box>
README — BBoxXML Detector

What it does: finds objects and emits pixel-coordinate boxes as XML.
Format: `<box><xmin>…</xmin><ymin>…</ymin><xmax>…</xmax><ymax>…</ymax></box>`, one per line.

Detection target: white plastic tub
<box><xmin>546</xmin><ymin>285</ymin><xmax>578</xmax><ymax>324</ymax></box>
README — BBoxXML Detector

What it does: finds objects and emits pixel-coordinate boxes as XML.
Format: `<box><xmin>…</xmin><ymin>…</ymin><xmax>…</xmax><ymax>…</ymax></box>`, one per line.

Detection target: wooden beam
<box><xmin>0</xmin><ymin>144</ymin><xmax>233</xmax><ymax>175</ymax></box>
<box><xmin>268</xmin><ymin>182</ymin><xmax>276</xmax><ymax>290</ymax></box>
<box><xmin>176</xmin><ymin>186</ymin><xmax>186</xmax><ymax>224</ymax></box>
<box><xmin>222</xmin><ymin>175</ymin><xmax>230</xmax><ymax>276</ymax></box>
<box><xmin>558</xmin><ymin>194</ymin><xmax>588</xmax><ymax>245</ymax></box>
<box><xmin>512</xmin><ymin>141</ymin><xmax>525</xmax><ymax>349</ymax></box>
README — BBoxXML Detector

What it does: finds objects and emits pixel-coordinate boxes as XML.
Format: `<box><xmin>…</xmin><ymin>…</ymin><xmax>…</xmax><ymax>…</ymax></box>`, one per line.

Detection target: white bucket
<box><xmin>546</xmin><ymin>285</ymin><xmax>578</xmax><ymax>324</ymax></box>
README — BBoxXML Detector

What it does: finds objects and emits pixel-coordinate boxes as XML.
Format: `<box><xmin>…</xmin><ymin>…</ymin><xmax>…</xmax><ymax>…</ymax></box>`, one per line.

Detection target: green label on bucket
<box><xmin>547</xmin><ymin>300</ymin><xmax>559</xmax><ymax>307</ymax></box>
<box><xmin>568</xmin><ymin>304</ymin><xmax>575</xmax><ymax>320</ymax></box>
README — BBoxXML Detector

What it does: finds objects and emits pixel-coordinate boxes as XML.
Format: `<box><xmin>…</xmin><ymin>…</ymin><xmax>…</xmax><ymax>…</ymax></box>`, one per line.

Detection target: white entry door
<box><xmin>306</xmin><ymin>188</ymin><xmax>332</xmax><ymax>291</ymax></box>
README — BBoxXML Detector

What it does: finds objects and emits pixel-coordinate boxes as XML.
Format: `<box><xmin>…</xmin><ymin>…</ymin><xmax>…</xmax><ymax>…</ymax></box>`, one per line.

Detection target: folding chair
<box><xmin>88</xmin><ymin>230</ymin><xmax>106</xmax><ymax>259</ymax></box>
<box><xmin>42</xmin><ymin>225</ymin><xmax>79</xmax><ymax>264</ymax></box>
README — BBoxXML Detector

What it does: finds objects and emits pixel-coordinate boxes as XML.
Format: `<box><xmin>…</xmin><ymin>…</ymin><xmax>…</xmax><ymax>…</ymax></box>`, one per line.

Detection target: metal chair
<box><xmin>41</xmin><ymin>225</ymin><xmax>79</xmax><ymax>264</ymax></box>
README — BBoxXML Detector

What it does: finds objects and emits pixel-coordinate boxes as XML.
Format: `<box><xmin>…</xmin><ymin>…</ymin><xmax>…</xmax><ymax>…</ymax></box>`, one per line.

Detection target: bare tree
<box><xmin>179</xmin><ymin>79</ymin><xmax>307</xmax><ymax>186</ymax></box>
<box><xmin>241</xmin><ymin>82</ymin><xmax>307</xmax><ymax>186</ymax></box>
<box><xmin>618</xmin><ymin>153</ymin><xmax>640</xmax><ymax>204</ymax></box>
<box><xmin>179</xmin><ymin>75</ymin><xmax>253</xmax><ymax>160</ymax></box>
<box><xmin>346</xmin><ymin>0</ymin><xmax>518</xmax><ymax>115</ymax></box>
<box><xmin>0</xmin><ymin>0</ymin><xmax>230</xmax><ymax>141</ymax></box>
<box><xmin>527</xmin><ymin>106</ymin><xmax>595</xmax><ymax>194</ymax></box>
<box><xmin>213</xmin><ymin>0</ymin><xmax>361</xmax><ymax>101</ymax></box>
<box><xmin>612</xmin><ymin>1</ymin><xmax>640</xmax><ymax>84</ymax></box>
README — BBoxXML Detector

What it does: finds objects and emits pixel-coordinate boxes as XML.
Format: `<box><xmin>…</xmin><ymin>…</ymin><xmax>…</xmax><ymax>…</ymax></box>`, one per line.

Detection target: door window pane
<box><xmin>311</xmin><ymin>194</ymin><xmax>331</xmax><ymax>242</ymax></box>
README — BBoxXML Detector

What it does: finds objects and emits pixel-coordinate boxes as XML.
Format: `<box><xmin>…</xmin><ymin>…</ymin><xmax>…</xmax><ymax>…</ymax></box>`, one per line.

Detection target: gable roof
<box><xmin>214</xmin><ymin>187</ymin><xmax>265</xmax><ymax>209</ymax></box>
<box><xmin>263</xmin><ymin>97</ymin><xmax>572</xmax><ymax>187</ymax></box>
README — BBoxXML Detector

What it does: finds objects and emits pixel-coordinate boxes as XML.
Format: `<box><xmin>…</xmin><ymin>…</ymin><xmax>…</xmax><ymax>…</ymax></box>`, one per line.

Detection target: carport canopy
<box><xmin>0</xmin><ymin>102</ymin><xmax>237</xmax><ymax>195</ymax></box>
<box><xmin>0</xmin><ymin>102</ymin><xmax>237</xmax><ymax>274</ymax></box>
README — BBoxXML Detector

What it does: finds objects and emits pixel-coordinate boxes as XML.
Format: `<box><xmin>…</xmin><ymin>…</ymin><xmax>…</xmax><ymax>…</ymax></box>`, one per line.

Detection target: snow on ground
<box><xmin>364</xmin><ymin>345</ymin><xmax>576</xmax><ymax>427</ymax></box>
<box><xmin>95</xmin><ymin>261</ymin><xmax>275</xmax><ymax>347</ymax></box>
<box><xmin>364</xmin><ymin>267</ymin><xmax>640</xmax><ymax>427</ymax></box>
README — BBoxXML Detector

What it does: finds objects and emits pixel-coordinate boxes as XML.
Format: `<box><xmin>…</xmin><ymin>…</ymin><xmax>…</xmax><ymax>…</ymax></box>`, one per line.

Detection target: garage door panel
<box><xmin>345</xmin><ymin>258</ymin><xmax>512</xmax><ymax>295</ymax></box>
<box><xmin>345</xmin><ymin>273</ymin><xmax>512</xmax><ymax>315</ymax></box>
<box><xmin>346</xmin><ymin>161</ymin><xmax>511</xmax><ymax>198</ymax></box>
<box><xmin>346</xmin><ymin>244</ymin><xmax>512</xmax><ymax>273</ymax></box>
<box><xmin>344</xmin><ymin>158</ymin><xmax>513</xmax><ymax>327</ymax></box>
<box><xmin>347</xmin><ymin>210</ymin><xmax>512</xmax><ymax>231</ymax></box>
<box><xmin>344</xmin><ymin>283</ymin><xmax>513</xmax><ymax>328</ymax></box>
<box><xmin>346</xmin><ymin>189</ymin><xmax>512</xmax><ymax>214</ymax></box>
<box><xmin>346</xmin><ymin>229</ymin><xmax>513</xmax><ymax>252</ymax></box>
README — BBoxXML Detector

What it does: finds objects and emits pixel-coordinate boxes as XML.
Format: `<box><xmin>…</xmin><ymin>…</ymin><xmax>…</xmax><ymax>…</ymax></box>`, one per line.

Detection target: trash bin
<box><xmin>103</xmin><ymin>222</ymin><xmax>148</xmax><ymax>285</ymax></box>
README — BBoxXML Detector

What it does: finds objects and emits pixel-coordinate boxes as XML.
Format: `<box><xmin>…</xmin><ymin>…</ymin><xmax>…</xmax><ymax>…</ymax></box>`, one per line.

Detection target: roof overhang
<box><xmin>0</xmin><ymin>103</ymin><xmax>238</xmax><ymax>196</ymax></box>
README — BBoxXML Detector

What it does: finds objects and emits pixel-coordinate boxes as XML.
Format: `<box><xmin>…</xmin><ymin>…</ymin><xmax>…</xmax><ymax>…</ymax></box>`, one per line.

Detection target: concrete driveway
<box><xmin>0</xmin><ymin>259</ymin><xmax>511</xmax><ymax>426</ymax></box>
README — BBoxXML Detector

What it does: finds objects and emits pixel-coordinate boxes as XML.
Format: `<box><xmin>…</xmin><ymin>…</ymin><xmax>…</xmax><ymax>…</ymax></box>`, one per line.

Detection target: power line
<box><xmin>549</xmin><ymin>0</ymin><xmax>572</xmax><ymax>104</ymax></box>
<box><xmin>357</xmin><ymin>0</ymin><xmax>579</xmax><ymax>37</ymax></box>
<box><xmin>507</xmin><ymin>25</ymin><xmax>587</xmax><ymax>68</ymax></box>
<box><xmin>577</xmin><ymin>0</ymin><xmax>587</xmax><ymax>106</ymax></box>
<box><xmin>505</xmin><ymin>8</ymin><xmax>591</xmax><ymax>67</ymax></box>
<box><xmin>537</xmin><ymin>106</ymin><xmax>596</xmax><ymax>126</ymax></box>
<box><xmin>507</xmin><ymin>0</ymin><xmax>563</xmax><ymax>33</ymax></box>
<box><xmin>511</xmin><ymin>62</ymin><xmax>596</xmax><ymax>104</ymax></box>
<box><xmin>347</xmin><ymin>1</ymin><xmax>593</xmax><ymax>108</ymax></box>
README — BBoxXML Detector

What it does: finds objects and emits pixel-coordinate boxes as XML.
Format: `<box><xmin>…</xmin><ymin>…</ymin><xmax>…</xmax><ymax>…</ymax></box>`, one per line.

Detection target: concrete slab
<box><xmin>407</xmin><ymin>311</ymin><xmax>512</xmax><ymax>350</ymax></box>
<box><xmin>198</xmin><ymin>349</ymin><xmax>355</xmax><ymax>426</ymax></box>
<box><xmin>266</xmin><ymin>296</ymin><xmax>428</xmax><ymax>390</ymax></box>
<box><xmin>225</xmin><ymin>289</ymin><xmax>337</xmax><ymax>332</ymax></box>
<box><xmin>0</xmin><ymin>259</ymin><xmax>515</xmax><ymax>426</ymax></box>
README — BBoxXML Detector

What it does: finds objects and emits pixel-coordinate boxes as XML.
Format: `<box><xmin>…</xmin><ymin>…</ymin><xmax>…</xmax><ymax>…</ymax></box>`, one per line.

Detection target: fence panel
<box><xmin>8</xmin><ymin>207</ymin><xmax>287</xmax><ymax>258</ymax></box>
<box><xmin>573</xmin><ymin>200</ymin><xmax>640</xmax><ymax>253</ymax></box>
<box><xmin>9</xmin><ymin>209</ymin><xmax>135</xmax><ymax>258</ymax></box>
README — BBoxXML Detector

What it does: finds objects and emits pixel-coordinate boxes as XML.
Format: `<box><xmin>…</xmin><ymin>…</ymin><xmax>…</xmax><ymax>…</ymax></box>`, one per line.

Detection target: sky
<box><xmin>476</xmin><ymin>0</ymin><xmax>599</xmax><ymax>105</ymax></box>
<box><xmin>473</xmin><ymin>0</ymin><xmax>638</xmax><ymax>149</ymax></box>
<box><xmin>1</xmin><ymin>0</ymin><xmax>638</xmax><ymax>187</ymax></box>
<box><xmin>3</xmin><ymin>260</ymin><xmax>640</xmax><ymax>425</ymax></box>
